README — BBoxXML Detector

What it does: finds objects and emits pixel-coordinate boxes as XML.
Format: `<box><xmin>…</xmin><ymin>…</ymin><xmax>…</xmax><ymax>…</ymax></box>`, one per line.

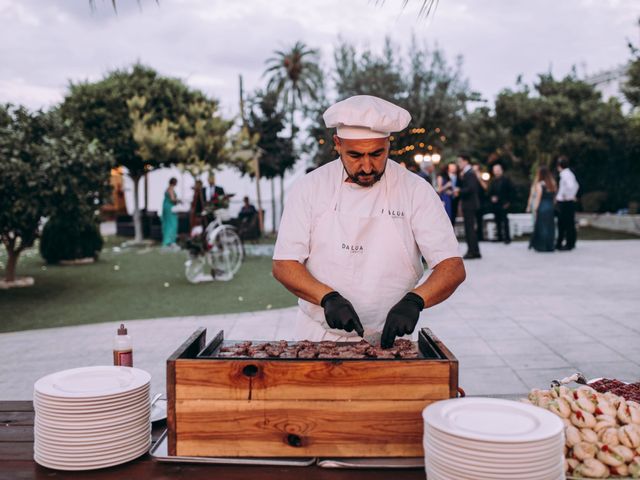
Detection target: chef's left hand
<box><xmin>381</xmin><ymin>292</ymin><xmax>425</xmax><ymax>348</ymax></box>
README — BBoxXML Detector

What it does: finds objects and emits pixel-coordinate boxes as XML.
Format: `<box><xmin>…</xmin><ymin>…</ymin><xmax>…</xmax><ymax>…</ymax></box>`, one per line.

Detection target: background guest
<box><xmin>455</xmin><ymin>154</ymin><xmax>482</xmax><ymax>259</ymax></box>
<box><xmin>488</xmin><ymin>163</ymin><xmax>515</xmax><ymax>244</ymax></box>
<box><xmin>161</xmin><ymin>177</ymin><xmax>179</xmax><ymax>248</ymax></box>
<box><xmin>437</xmin><ymin>163</ymin><xmax>456</xmax><ymax>224</ymax></box>
<box><xmin>473</xmin><ymin>163</ymin><xmax>489</xmax><ymax>242</ymax></box>
<box><xmin>555</xmin><ymin>156</ymin><xmax>580</xmax><ymax>251</ymax></box>
<box><xmin>204</xmin><ymin>173</ymin><xmax>225</xmax><ymax>205</ymax></box>
<box><xmin>238</xmin><ymin>196</ymin><xmax>257</xmax><ymax>220</ymax></box>
<box><xmin>189</xmin><ymin>179</ymin><xmax>205</xmax><ymax>231</ymax></box>
<box><xmin>527</xmin><ymin>165</ymin><xmax>557</xmax><ymax>252</ymax></box>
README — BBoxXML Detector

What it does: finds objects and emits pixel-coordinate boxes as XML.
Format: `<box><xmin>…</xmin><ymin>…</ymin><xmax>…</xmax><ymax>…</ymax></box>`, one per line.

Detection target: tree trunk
<box><xmin>279</xmin><ymin>174</ymin><xmax>285</xmax><ymax>223</ymax></box>
<box><xmin>4</xmin><ymin>248</ymin><xmax>19</xmax><ymax>283</ymax></box>
<box><xmin>254</xmin><ymin>156</ymin><xmax>264</xmax><ymax>235</ymax></box>
<box><xmin>271</xmin><ymin>178</ymin><xmax>276</xmax><ymax>234</ymax></box>
<box><xmin>132</xmin><ymin>174</ymin><xmax>143</xmax><ymax>243</ymax></box>
<box><xmin>290</xmin><ymin>95</ymin><xmax>296</xmax><ymax>141</ymax></box>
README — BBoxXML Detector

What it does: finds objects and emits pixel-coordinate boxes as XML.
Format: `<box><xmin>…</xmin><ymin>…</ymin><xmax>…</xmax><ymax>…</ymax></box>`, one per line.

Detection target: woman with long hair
<box><xmin>527</xmin><ymin>165</ymin><xmax>557</xmax><ymax>252</ymax></box>
<box><xmin>437</xmin><ymin>163</ymin><xmax>458</xmax><ymax>225</ymax></box>
<box><xmin>161</xmin><ymin>177</ymin><xmax>179</xmax><ymax>248</ymax></box>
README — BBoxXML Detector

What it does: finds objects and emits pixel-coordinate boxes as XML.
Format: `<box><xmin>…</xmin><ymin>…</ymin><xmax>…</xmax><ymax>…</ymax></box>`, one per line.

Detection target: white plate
<box><xmin>34</xmin><ymin>386</ymin><xmax>149</xmax><ymax>408</ymax></box>
<box><xmin>426</xmin><ymin>442</ymin><xmax>563</xmax><ymax>474</ymax></box>
<box><xmin>34</xmin><ymin>411</ymin><xmax>150</xmax><ymax>435</ymax></box>
<box><xmin>34</xmin><ymin>366</ymin><xmax>150</xmax><ymax>399</ymax></box>
<box><xmin>423</xmin><ymin>398</ymin><xmax>564</xmax><ymax>444</ymax></box>
<box><xmin>34</xmin><ymin>431</ymin><xmax>151</xmax><ymax>459</ymax></box>
<box><xmin>150</xmin><ymin>398</ymin><xmax>167</xmax><ymax>423</ymax></box>
<box><xmin>35</xmin><ymin>421</ymin><xmax>150</xmax><ymax>444</ymax></box>
<box><xmin>426</xmin><ymin>426</ymin><xmax>564</xmax><ymax>453</ymax></box>
<box><xmin>35</xmin><ymin>425</ymin><xmax>151</xmax><ymax>452</ymax></box>
<box><xmin>35</xmin><ymin>433</ymin><xmax>151</xmax><ymax>459</ymax></box>
<box><xmin>35</xmin><ymin>399</ymin><xmax>150</xmax><ymax>422</ymax></box>
<box><xmin>424</xmin><ymin>433</ymin><xmax>563</xmax><ymax>464</ymax></box>
<box><xmin>34</xmin><ymin>414</ymin><xmax>150</xmax><ymax>437</ymax></box>
<box><xmin>34</xmin><ymin>438</ymin><xmax>150</xmax><ymax>470</ymax></box>
<box><xmin>426</xmin><ymin>454</ymin><xmax>563</xmax><ymax>480</ymax></box>
<box><xmin>34</xmin><ymin>425</ymin><xmax>151</xmax><ymax>449</ymax></box>
<box><xmin>35</xmin><ymin>406</ymin><xmax>149</xmax><ymax>430</ymax></box>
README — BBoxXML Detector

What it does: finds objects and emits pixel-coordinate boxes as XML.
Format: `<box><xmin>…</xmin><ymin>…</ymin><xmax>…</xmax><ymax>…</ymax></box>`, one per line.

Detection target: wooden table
<box><xmin>1</xmin><ymin>401</ymin><xmax>426</xmax><ymax>480</ymax></box>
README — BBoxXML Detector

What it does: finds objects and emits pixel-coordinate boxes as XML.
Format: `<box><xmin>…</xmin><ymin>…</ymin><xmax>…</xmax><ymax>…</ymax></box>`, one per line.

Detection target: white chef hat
<box><xmin>323</xmin><ymin>95</ymin><xmax>411</xmax><ymax>139</ymax></box>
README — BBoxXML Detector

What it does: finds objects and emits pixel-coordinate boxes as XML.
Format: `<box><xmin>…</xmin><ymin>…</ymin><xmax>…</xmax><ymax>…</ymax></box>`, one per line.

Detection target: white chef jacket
<box><xmin>273</xmin><ymin>158</ymin><xmax>460</xmax><ymax>271</ymax></box>
<box><xmin>556</xmin><ymin>169</ymin><xmax>579</xmax><ymax>202</ymax></box>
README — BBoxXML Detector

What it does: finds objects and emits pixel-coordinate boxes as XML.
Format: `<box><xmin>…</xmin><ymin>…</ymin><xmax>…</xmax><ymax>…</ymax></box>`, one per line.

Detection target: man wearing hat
<box><xmin>272</xmin><ymin>95</ymin><xmax>465</xmax><ymax>348</ymax></box>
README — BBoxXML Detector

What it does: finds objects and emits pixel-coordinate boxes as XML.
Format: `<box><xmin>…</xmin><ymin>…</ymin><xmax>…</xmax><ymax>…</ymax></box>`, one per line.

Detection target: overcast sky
<box><xmin>1</xmin><ymin>0</ymin><xmax>638</xmax><ymax>116</ymax></box>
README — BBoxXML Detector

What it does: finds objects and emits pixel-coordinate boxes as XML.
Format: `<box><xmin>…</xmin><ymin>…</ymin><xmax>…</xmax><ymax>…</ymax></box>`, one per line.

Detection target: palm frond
<box><xmin>373</xmin><ymin>0</ymin><xmax>439</xmax><ymax>18</ymax></box>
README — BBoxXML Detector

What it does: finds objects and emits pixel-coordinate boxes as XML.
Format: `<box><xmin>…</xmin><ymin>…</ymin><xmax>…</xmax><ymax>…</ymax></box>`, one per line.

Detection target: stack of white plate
<box><xmin>423</xmin><ymin>398</ymin><xmax>565</xmax><ymax>480</ymax></box>
<box><xmin>33</xmin><ymin>366</ymin><xmax>151</xmax><ymax>471</ymax></box>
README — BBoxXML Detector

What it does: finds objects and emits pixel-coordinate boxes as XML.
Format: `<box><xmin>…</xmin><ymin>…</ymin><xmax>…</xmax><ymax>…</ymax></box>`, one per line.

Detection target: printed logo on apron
<box><xmin>295</xmin><ymin>160</ymin><xmax>422</xmax><ymax>341</ymax></box>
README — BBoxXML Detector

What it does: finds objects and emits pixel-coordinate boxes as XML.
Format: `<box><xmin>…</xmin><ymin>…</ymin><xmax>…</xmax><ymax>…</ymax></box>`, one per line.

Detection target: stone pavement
<box><xmin>1</xmin><ymin>240</ymin><xmax>639</xmax><ymax>400</ymax></box>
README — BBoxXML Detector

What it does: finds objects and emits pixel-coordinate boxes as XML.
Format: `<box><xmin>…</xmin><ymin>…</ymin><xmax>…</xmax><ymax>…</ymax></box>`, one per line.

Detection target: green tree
<box><xmin>0</xmin><ymin>106</ymin><xmax>112</xmax><ymax>282</ymax></box>
<box><xmin>61</xmin><ymin>64</ymin><xmax>209</xmax><ymax>243</ymax></box>
<box><xmin>264</xmin><ymin>41</ymin><xmax>322</xmax><ymax>141</ymax></box>
<box><xmin>308</xmin><ymin>37</ymin><xmax>479</xmax><ymax>166</ymax></box>
<box><xmin>244</xmin><ymin>90</ymin><xmax>295</xmax><ymax>232</ymax></box>
<box><xmin>128</xmin><ymin>95</ymin><xmax>234</xmax><ymax>179</ymax></box>
<box><xmin>464</xmin><ymin>74</ymin><xmax>637</xmax><ymax>212</ymax></box>
<box><xmin>622</xmin><ymin>21</ymin><xmax>640</xmax><ymax>110</ymax></box>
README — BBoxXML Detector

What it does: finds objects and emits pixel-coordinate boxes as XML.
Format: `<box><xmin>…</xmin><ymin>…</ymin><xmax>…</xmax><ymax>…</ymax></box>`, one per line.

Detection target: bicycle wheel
<box><xmin>206</xmin><ymin>225</ymin><xmax>243</xmax><ymax>281</ymax></box>
<box><xmin>185</xmin><ymin>255</ymin><xmax>207</xmax><ymax>284</ymax></box>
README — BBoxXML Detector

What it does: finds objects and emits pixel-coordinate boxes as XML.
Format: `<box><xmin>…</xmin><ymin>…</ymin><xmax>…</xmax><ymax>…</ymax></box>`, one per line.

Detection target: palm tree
<box><xmin>264</xmin><ymin>41</ymin><xmax>322</xmax><ymax>142</ymax></box>
<box><xmin>263</xmin><ymin>41</ymin><xmax>321</xmax><ymax>222</ymax></box>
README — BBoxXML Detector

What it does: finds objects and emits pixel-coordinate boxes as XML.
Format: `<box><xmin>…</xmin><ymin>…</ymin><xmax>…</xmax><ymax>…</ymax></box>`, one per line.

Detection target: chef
<box><xmin>272</xmin><ymin>95</ymin><xmax>466</xmax><ymax>348</ymax></box>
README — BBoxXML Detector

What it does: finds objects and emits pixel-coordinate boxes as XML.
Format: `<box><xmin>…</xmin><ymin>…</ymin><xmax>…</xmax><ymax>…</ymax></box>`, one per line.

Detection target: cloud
<box><xmin>0</xmin><ymin>0</ymin><xmax>638</xmax><ymax>112</ymax></box>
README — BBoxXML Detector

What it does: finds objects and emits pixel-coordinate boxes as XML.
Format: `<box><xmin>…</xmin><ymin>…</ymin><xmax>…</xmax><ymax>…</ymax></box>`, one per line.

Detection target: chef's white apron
<box><xmin>294</xmin><ymin>163</ymin><xmax>423</xmax><ymax>341</ymax></box>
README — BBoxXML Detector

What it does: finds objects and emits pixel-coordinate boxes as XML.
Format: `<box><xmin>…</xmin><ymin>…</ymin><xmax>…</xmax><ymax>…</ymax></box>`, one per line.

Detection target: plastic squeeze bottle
<box><xmin>113</xmin><ymin>323</ymin><xmax>133</xmax><ymax>367</ymax></box>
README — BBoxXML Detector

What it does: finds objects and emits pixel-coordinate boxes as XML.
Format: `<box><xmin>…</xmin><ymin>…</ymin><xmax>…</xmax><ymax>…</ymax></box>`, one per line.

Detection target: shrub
<box><xmin>580</xmin><ymin>191</ymin><xmax>609</xmax><ymax>213</ymax></box>
<box><xmin>40</xmin><ymin>216</ymin><xmax>104</xmax><ymax>264</ymax></box>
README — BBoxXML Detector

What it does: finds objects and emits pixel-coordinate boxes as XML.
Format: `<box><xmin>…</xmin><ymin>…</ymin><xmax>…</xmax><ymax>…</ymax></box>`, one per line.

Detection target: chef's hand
<box><xmin>320</xmin><ymin>291</ymin><xmax>364</xmax><ymax>337</ymax></box>
<box><xmin>381</xmin><ymin>292</ymin><xmax>425</xmax><ymax>348</ymax></box>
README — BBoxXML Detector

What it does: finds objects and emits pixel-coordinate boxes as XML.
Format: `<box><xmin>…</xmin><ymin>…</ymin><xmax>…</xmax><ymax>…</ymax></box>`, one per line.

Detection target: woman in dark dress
<box><xmin>437</xmin><ymin>163</ymin><xmax>458</xmax><ymax>225</ymax></box>
<box><xmin>527</xmin><ymin>166</ymin><xmax>557</xmax><ymax>252</ymax></box>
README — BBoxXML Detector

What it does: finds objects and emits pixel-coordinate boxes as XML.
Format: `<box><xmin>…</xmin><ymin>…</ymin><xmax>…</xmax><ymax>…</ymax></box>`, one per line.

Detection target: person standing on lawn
<box><xmin>161</xmin><ymin>177</ymin><xmax>179</xmax><ymax>248</ymax></box>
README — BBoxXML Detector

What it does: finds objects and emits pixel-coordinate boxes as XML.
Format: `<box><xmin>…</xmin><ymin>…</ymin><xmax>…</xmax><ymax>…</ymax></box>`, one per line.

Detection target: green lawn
<box><xmin>0</xmin><ymin>237</ymin><xmax>297</xmax><ymax>333</ymax></box>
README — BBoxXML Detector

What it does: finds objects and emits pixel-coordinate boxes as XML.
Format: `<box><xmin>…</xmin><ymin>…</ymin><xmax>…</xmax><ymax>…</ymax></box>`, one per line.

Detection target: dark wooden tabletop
<box><xmin>1</xmin><ymin>401</ymin><xmax>426</xmax><ymax>480</ymax></box>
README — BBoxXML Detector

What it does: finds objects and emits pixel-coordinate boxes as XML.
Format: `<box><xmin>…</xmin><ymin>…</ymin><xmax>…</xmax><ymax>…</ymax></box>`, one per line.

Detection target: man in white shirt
<box><xmin>555</xmin><ymin>156</ymin><xmax>580</xmax><ymax>251</ymax></box>
<box><xmin>272</xmin><ymin>95</ymin><xmax>465</xmax><ymax>348</ymax></box>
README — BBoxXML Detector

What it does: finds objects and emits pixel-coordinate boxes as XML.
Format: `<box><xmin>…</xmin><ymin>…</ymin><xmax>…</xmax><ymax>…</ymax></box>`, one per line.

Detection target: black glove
<box><xmin>381</xmin><ymin>292</ymin><xmax>425</xmax><ymax>348</ymax></box>
<box><xmin>320</xmin><ymin>291</ymin><xmax>364</xmax><ymax>337</ymax></box>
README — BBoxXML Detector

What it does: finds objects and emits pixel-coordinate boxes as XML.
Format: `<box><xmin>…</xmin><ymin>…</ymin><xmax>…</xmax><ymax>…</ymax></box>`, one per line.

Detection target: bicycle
<box><xmin>183</xmin><ymin>205</ymin><xmax>244</xmax><ymax>284</ymax></box>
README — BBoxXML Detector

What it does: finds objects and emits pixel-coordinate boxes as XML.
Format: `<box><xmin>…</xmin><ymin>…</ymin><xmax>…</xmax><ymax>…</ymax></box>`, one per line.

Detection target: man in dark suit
<box><xmin>455</xmin><ymin>154</ymin><xmax>482</xmax><ymax>259</ymax></box>
<box><xmin>204</xmin><ymin>174</ymin><xmax>226</xmax><ymax>205</ymax></box>
<box><xmin>488</xmin><ymin>162</ymin><xmax>514</xmax><ymax>244</ymax></box>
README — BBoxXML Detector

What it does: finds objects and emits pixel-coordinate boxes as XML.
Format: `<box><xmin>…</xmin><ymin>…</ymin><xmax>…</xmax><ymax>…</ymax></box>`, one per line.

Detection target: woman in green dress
<box><xmin>161</xmin><ymin>177</ymin><xmax>179</xmax><ymax>247</ymax></box>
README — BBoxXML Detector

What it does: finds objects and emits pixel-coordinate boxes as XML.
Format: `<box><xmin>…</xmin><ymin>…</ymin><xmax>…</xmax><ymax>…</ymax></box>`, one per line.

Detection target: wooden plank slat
<box><xmin>175</xmin><ymin>399</ymin><xmax>431</xmax><ymax>457</ymax></box>
<box><xmin>0</xmin><ymin>441</ymin><xmax>34</xmax><ymax>461</ymax></box>
<box><xmin>175</xmin><ymin>359</ymin><xmax>451</xmax><ymax>401</ymax></box>
<box><xmin>168</xmin><ymin>328</ymin><xmax>207</xmax><ymax>457</ymax></box>
<box><xmin>0</xmin><ymin>401</ymin><xmax>33</xmax><ymax>412</ymax></box>
<box><xmin>0</xmin><ymin>411</ymin><xmax>34</xmax><ymax>427</ymax></box>
<box><xmin>0</xmin><ymin>460</ymin><xmax>425</xmax><ymax>480</ymax></box>
<box><xmin>0</xmin><ymin>426</ymin><xmax>33</xmax><ymax>442</ymax></box>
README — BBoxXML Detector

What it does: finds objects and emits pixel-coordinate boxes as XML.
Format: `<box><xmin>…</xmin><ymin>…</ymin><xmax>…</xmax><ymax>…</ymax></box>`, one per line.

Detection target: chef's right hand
<box><xmin>320</xmin><ymin>291</ymin><xmax>364</xmax><ymax>337</ymax></box>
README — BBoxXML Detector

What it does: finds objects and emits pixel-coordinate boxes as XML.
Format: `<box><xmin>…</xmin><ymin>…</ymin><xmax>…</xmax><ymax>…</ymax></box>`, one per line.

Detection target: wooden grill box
<box><xmin>166</xmin><ymin>328</ymin><xmax>458</xmax><ymax>458</ymax></box>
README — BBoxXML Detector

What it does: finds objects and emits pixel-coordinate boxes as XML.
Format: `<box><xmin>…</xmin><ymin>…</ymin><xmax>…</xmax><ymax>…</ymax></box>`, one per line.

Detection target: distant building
<box><xmin>584</xmin><ymin>63</ymin><xmax>631</xmax><ymax>111</ymax></box>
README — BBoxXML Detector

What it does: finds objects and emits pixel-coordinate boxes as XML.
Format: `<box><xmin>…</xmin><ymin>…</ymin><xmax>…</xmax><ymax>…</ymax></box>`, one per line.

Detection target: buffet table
<box><xmin>0</xmin><ymin>401</ymin><xmax>426</xmax><ymax>480</ymax></box>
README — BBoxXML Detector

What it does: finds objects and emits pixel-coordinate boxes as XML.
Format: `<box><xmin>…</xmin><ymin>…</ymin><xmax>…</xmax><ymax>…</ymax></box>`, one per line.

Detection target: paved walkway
<box><xmin>2</xmin><ymin>240</ymin><xmax>639</xmax><ymax>400</ymax></box>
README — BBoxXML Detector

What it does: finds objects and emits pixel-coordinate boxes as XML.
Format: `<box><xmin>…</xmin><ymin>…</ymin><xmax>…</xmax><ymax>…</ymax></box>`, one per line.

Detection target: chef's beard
<box><xmin>345</xmin><ymin>167</ymin><xmax>385</xmax><ymax>187</ymax></box>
